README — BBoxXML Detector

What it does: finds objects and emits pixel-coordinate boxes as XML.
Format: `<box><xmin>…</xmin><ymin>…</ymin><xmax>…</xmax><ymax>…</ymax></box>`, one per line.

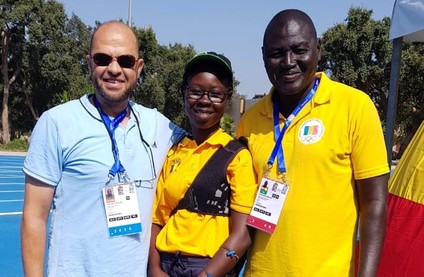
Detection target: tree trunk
<box><xmin>22</xmin><ymin>78</ymin><xmax>39</xmax><ymax>121</ymax></box>
<box><xmin>1</xmin><ymin>27</ymin><xmax>20</xmax><ymax>144</ymax></box>
<box><xmin>1</xmin><ymin>28</ymin><xmax>10</xmax><ymax>143</ymax></box>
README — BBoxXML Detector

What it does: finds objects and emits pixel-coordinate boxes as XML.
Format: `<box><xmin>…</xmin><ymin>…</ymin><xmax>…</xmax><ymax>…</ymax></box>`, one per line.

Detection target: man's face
<box><xmin>87</xmin><ymin>23</ymin><xmax>143</xmax><ymax>106</ymax></box>
<box><xmin>262</xmin><ymin>16</ymin><xmax>320</xmax><ymax>97</ymax></box>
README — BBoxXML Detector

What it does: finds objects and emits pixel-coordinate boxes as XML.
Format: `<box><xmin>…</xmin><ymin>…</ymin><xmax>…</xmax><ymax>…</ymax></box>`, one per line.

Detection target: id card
<box><xmin>102</xmin><ymin>183</ymin><xmax>142</xmax><ymax>237</ymax></box>
<box><xmin>247</xmin><ymin>177</ymin><xmax>289</xmax><ymax>234</ymax></box>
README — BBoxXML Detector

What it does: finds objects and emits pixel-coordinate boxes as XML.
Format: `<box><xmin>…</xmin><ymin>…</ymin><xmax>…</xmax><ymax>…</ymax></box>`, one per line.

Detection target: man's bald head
<box><xmin>89</xmin><ymin>21</ymin><xmax>140</xmax><ymax>55</ymax></box>
<box><xmin>263</xmin><ymin>9</ymin><xmax>317</xmax><ymax>46</ymax></box>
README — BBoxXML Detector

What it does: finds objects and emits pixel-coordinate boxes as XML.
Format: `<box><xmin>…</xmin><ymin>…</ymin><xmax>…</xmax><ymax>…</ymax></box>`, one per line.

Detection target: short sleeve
<box><xmin>351</xmin><ymin>97</ymin><xmax>389</xmax><ymax>179</ymax></box>
<box><xmin>227</xmin><ymin>148</ymin><xmax>258</xmax><ymax>214</ymax></box>
<box><xmin>23</xmin><ymin>111</ymin><xmax>63</xmax><ymax>186</ymax></box>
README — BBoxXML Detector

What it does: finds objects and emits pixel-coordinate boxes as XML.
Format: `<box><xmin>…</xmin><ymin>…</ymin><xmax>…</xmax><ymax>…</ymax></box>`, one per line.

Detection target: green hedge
<box><xmin>0</xmin><ymin>139</ymin><xmax>29</xmax><ymax>152</ymax></box>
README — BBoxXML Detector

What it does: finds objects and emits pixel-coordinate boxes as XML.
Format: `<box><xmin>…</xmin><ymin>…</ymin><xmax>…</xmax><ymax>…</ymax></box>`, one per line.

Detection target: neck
<box><xmin>274</xmin><ymin>93</ymin><xmax>303</xmax><ymax>118</ymax></box>
<box><xmin>91</xmin><ymin>94</ymin><xmax>129</xmax><ymax>117</ymax></box>
<box><xmin>191</xmin><ymin>125</ymin><xmax>220</xmax><ymax>145</ymax></box>
<box><xmin>275</xmin><ymin>80</ymin><xmax>316</xmax><ymax>118</ymax></box>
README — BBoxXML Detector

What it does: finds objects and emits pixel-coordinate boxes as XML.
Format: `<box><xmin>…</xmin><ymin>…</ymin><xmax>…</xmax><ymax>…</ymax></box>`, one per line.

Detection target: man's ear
<box><xmin>136</xmin><ymin>58</ymin><xmax>144</xmax><ymax>77</ymax></box>
<box><xmin>261</xmin><ymin>46</ymin><xmax>265</xmax><ymax>61</ymax></box>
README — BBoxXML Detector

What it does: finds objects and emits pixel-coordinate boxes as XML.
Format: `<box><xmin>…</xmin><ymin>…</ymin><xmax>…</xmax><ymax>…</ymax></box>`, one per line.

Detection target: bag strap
<box><xmin>172</xmin><ymin>138</ymin><xmax>246</xmax><ymax>216</ymax></box>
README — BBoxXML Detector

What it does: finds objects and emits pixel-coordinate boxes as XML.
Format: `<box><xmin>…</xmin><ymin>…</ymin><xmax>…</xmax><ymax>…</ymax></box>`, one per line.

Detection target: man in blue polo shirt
<box><xmin>21</xmin><ymin>21</ymin><xmax>183</xmax><ymax>277</ymax></box>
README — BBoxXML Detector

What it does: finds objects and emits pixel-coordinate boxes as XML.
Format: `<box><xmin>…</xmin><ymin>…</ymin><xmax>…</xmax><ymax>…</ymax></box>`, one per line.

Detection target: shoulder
<box><xmin>34</xmin><ymin>98</ymin><xmax>87</xmax><ymax>130</ymax></box>
<box><xmin>243</xmin><ymin>93</ymin><xmax>272</xmax><ymax>117</ymax></box>
<box><xmin>318</xmin><ymin>72</ymin><xmax>371</xmax><ymax>102</ymax></box>
<box><xmin>129</xmin><ymin>101</ymin><xmax>185</xmax><ymax>145</ymax></box>
<box><xmin>45</xmin><ymin>98</ymin><xmax>84</xmax><ymax>117</ymax></box>
<box><xmin>237</xmin><ymin>92</ymin><xmax>273</xmax><ymax>137</ymax></box>
<box><xmin>239</xmin><ymin>92</ymin><xmax>272</xmax><ymax>127</ymax></box>
<box><xmin>129</xmin><ymin>101</ymin><xmax>163</xmax><ymax>120</ymax></box>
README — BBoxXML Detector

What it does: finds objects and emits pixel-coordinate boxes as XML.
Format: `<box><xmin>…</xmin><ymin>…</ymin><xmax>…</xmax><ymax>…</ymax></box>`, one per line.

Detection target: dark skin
<box><xmin>263</xmin><ymin>10</ymin><xmax>388</xmax><ymax>276</ymax></box>
<box><xmin>262</xmin><ymin>10</ymin><xmax>320</xmax><ymax>118</ymax></box>
<box><xmin>148</xmin><ymin>71</ymin><xmax>252</xmax><ymax>277</ymax></box>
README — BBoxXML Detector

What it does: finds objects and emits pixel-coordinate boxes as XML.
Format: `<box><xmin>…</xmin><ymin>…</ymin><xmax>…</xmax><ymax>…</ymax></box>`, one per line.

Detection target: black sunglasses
<box><xmin>91</xmin><ymin>53</ymin><xmax>137</xmax><ymax>68</ymax></box>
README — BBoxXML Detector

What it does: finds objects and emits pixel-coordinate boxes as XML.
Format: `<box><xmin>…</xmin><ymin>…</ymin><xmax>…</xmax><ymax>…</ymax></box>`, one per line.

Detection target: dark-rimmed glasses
<box><xmin>91</xmin><ymin>53</ymin><xmax>136</xmax><ymax>68</ymax></box>
<box><xmin>185</xmin><ymin>86</ymin><xmax>230</xmax><ymax>103</ymax></box>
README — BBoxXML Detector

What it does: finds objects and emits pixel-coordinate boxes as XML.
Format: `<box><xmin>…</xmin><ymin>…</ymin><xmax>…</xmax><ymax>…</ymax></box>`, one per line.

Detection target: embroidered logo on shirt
<box><xmin>169</xmin><ymin>158</ymin><xmax>181</xmax><ymax>173</ymax></box>
<box><xmin>298</xmin><ymin>119</ymin><xmax>324</xmax><ymax>144</ymax></box>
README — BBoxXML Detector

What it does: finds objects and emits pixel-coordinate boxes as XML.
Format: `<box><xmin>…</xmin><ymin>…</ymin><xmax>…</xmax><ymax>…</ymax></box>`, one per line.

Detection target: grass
<box><xmin>0</xmin><ymin>139</ymin><xmax>29</xmax><ymax>152</ymax></box>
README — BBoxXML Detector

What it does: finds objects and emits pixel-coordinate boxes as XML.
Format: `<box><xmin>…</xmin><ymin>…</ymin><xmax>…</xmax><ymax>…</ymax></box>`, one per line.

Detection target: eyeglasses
<box><xmin>185</xmin><ymin>87</ymin><xmax>230</xmax><ymax>103</ymax></box>
<box><xmin>91</xmin><ymin>53</ymin><xmax>137</xmax><ymax>68</ymax></box>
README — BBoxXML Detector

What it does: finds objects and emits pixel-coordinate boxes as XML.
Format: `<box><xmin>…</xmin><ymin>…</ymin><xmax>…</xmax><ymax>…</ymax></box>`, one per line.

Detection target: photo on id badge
<box><xmin>106</xmin><ymin>188</ymin><xmax>115</xmax><ymax>202</ymax></box>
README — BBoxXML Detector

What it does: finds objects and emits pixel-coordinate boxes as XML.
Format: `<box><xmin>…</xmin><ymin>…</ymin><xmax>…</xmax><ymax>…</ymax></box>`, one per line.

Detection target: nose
<box><xmin>281</xmin><ymin>52</ymin><xmax>295</xmax><ymax>67</ymax></box>
<box><xmin>107</xmin><ymin>59</ymin><xmax>123</xmax><ymax>75</ymax></box>
<box><xmin>198</xmin><ymin>91</ymin><xmax>213</xmax><ymax>104</ymax></box>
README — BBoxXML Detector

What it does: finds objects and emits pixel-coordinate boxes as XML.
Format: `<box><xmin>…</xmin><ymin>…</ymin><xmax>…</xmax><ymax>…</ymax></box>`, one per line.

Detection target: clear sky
<box><xmin>59</xmin><ymin>0</ymin><xmax>395</xmax><ymax>98</ymax></box>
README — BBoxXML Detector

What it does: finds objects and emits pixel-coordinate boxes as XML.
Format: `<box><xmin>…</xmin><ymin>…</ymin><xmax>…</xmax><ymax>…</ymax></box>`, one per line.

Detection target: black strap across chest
<box><xmin>173</xmin><ymin>139</ymin><xmax>246</xmax><ymax>217</ymax></box>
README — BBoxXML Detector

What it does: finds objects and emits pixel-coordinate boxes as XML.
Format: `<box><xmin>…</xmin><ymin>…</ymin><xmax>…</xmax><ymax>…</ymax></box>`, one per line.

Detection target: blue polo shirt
<box><xmin>24</xmin><ymin>94</ymin><xmax>183</xmax><ymax>277</ymax></box>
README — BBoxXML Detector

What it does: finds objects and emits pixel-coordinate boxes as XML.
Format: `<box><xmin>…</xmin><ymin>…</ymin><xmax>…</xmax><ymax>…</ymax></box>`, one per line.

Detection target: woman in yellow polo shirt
<box><xmin>148</xmin><ymin>52</ymin><xmax>257</xmax><ymax>277</ymax></box>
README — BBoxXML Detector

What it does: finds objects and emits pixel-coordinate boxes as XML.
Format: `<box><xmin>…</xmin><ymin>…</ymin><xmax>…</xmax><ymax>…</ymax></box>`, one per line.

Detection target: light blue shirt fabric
<box><xmin>23</xmin><ymin>94</ymin><xmax>183</xmax><ymax>277</ymax></box>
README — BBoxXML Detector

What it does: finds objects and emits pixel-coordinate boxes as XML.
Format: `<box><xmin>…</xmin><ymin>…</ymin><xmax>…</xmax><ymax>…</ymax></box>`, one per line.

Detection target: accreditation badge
<box><xmin>247</xmin><ymin>177</ymin><xmax>289</xmax><ymax>234</ymax></box>
<box><xmin>102</xmin><ymin>182</ymin><xmax>142</xmax><ymax>237</ymax></box>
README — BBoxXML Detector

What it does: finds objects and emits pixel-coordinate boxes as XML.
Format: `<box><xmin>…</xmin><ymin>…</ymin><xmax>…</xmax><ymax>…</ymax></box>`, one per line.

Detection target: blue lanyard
<box><xmin>268</xmin><ymin>78</ymin><xmax>319</xmax><ymax>173</ymax></box>
<box><xmin>94</xmin><ymin>96</ymin><xmax>128</xmax><ymax>178</ymax></box>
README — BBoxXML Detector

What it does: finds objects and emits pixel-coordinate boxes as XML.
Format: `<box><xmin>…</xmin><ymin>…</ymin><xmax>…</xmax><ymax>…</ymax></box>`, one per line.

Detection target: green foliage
<box><xmin>318</xmin><ymin>7</ymin><xmax>424</xmax><ymax>151</ymax></box>
<box><xmin>319</xmin><ymin>7</ymin><xmax>392</xmax><ymax>121</ymax></box>
<box><xmin>220</xmin><ymin>113</ymin><xmax>235</xmax><ymax>137</ymax></box>
<box><xmin>0</xmin><ymin>139</ymin><xmax>29</xmax><ymax>151</ymax></box>
<box><xmin>1</xmin><ymin>0</ymin><xmax>92</xmax><ymax>140</ymax></box>
<box><xmin>133</xmin><ymin>30</ymin><xmax>196</xmax><ymax>126</ymax></box>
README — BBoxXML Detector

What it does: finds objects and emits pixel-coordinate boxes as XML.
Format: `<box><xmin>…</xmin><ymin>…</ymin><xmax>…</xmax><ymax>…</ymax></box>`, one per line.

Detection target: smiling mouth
<box><xmin>194</xmin><ymin>109</ymin><xmax>212</xmax><ymax>114</ymax></box>
<box><xmin>281</xmin><ymin>71</ymin><xmax>300</xmax><ymax>77</ymax></box>
<box><xmin>104</xmin><ymin>78</ymin><xmax>124</xmax><ymax>84</ymax></box>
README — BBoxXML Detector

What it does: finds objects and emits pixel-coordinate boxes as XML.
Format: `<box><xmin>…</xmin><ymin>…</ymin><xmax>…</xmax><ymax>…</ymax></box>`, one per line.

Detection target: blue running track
<box><xmin>0</xmin><ymin>154</ymin><xmax>25</xmax><ymax>277</ymax></box>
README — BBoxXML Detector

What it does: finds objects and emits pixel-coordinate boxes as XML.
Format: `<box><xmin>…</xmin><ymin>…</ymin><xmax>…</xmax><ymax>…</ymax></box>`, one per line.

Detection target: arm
<box><xmin>148</xmin><ymin>224</ymin><xmax>169</xmax><ymax>277</ymax></box>
<box><xmin>356</xmin><ymin>174</ymin><xmax>388</xmax><ymax>277</ymax></box>
<box><xmin>21</xmin><ymin>175</ymin><xmax>55</xmax><ymax>277</ymax></box>
<box><xmin>198</xmin><ymin>210</ymin><xmax>252</xmax><ymax>277</ymax></box>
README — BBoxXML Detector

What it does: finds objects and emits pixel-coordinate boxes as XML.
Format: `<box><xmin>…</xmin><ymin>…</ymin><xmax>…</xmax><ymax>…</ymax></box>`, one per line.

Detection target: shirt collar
<box><xmin>260</xmin><ymin>72</ymin><xmax>331</xmax><ymax>118</ymax></box>
<box><xmin>177</xmin><ymin>128</ymin><xmax>229</xmax><ymax>149</ymax></box>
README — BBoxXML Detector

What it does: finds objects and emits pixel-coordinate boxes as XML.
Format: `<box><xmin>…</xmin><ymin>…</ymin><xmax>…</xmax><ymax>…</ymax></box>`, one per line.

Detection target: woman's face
<box><xmin>184</xmin><ymin>71</ymin><xmax>229</xmax><ymax>132</ymax></box>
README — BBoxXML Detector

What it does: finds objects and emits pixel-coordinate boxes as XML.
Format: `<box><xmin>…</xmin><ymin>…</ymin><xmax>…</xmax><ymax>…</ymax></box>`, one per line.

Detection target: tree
<box><xmin>319</xmin><ymin>7</ymin><xmax>392</xmax><ymax>120</ymax></box>
<box><xmin>133</xmin><ymin>26</ymin><xmax>196</xmax><ymax>126</ymax></box>
<box><xmin>220</xmin><ymin>113</ymin><xmax>235</xmax><ymax>137</ymax></box>
<box><xmin>0</xmin><ymin>0</ymin><xmax>43</xmax><ymax>143</ymax></box>
<box><xmin>318</xmin><ymin>7</ymin><xmax>424</xmax><ymax>156</ymax></box>
<box><xmin>393</xmin><ymin>42</ymin><xmax>424</xmax><ymax>157</ymax></box>
<box><xmin>0</xmin><ymin>0</ymin><xmax>92</xmax><ymax>141</ymax></box>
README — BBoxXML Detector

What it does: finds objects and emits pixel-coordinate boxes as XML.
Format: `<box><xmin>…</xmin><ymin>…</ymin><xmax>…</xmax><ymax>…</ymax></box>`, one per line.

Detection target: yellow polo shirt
<box><xmin>237</xmin><ymin>72</ymin><xmax>389</xmax><ymax>276</ymax></box>
<box><xmin>152</xmin><ymin>128</ymin><xmax>257</xmax><ymax>257</ymax></box>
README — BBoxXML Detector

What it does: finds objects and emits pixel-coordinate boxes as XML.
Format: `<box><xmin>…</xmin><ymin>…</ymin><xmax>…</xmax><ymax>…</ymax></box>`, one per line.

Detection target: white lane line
<box><xmin>0</xmin><ymin>199</ymin><xmax>23</xmax><ymax>202</ymax></box>
<box><xmin>0</xmin><ymin>211</ymin><xmax>22</xmax><ymax>216</ymax></box>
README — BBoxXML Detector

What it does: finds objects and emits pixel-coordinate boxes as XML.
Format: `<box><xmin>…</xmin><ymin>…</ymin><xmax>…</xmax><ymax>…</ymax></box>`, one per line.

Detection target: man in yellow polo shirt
<box><xmin>237</xmin><ymin>9</ymin><xmax>389</xmax><ymax>277</ymax></box>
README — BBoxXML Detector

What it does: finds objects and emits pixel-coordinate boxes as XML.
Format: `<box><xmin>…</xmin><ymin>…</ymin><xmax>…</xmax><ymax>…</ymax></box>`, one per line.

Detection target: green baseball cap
<box><xmin>183</xmin><ymin>51</ymin><xmax>233</xmax><ymax>88</ymax></box>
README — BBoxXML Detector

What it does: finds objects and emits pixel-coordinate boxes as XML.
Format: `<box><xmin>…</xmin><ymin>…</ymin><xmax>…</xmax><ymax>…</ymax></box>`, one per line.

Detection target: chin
<box><xmin>98</xmin><ymin>89</ymin><xmax>131</xmax><ymax>103</ymax></box>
